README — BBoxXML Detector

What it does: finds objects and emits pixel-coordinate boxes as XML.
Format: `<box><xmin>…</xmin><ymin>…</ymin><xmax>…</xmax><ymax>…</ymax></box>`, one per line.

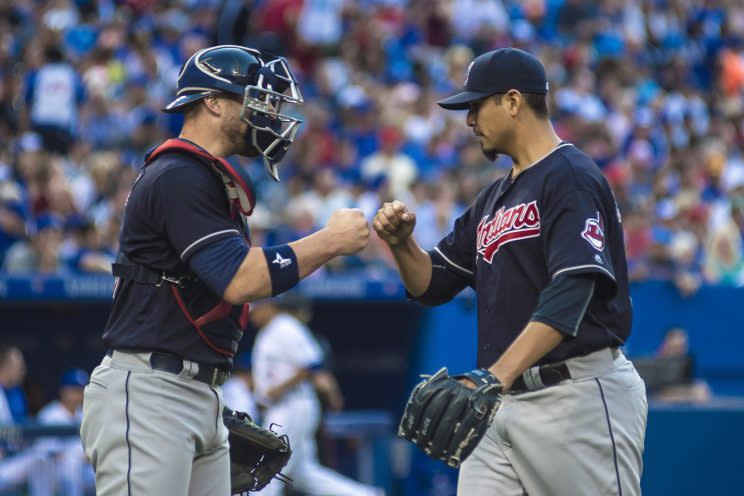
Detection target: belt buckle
<box><xmin>211</xmin><ymin>369</ymin><xmax>228</xmax><ymax>386</ymax></box>
<box><xmin>156</xmin><ymin>273</ymin><xmax>184</xmax><ymax>288</ymax></box>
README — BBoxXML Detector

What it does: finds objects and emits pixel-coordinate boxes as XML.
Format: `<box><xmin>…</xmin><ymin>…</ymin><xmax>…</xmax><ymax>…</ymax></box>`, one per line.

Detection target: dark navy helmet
<box><xmin>163</xmin><ymin>45</ymin><xmax>303</xmax><ymax>181</ymax></box>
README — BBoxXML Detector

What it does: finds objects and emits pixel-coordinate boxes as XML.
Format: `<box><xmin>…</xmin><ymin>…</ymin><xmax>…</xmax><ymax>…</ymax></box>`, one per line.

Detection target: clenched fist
<box><xmin>326</xmin><ymin>208</ymin><xmax>370</xmax><ymax>255</ymax></box>
<box><xmin>373</xmin><ymin>200</ymin><xmax>416</xmax><ymax>246</ymax></box>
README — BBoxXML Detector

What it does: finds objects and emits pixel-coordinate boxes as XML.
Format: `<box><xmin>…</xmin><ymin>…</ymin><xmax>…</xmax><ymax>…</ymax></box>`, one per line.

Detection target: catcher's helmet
<box><xmin>163</xmin><ymin>45</ymin><xmax>303</xmax><ymax>181</ymax></box>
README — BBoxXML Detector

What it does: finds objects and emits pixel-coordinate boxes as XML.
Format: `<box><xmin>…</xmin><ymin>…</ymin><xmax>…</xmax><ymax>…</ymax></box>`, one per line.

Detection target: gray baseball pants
<box><xmin>80</xmin><ymin>350</ymin><xmax>230</xmax><ymax>496</ymax></box>
<box><xmin>458</xmin><ymin>348</ymin><xmax>648</xmax><ymax>496</ymax></box>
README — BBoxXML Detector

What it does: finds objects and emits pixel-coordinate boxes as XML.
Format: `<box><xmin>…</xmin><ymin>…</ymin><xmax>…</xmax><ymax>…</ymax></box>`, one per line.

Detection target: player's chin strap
<box><xmin>146</xmin><ymin>138</ymin><xmax>257</xmax><ymax>217</ymax></box>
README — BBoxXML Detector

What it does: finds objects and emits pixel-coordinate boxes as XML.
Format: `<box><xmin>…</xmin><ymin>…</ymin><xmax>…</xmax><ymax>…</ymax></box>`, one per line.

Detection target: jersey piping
<box><xmin>553</xmin><ymin>264</ymin><xmax>615</xmax><ymax>281</ymax></box>
<box><xmin>181</xmin><ymin>229</ymin><xmax>241</xmax><ymax>259</ymax></box>
<box><xmin>433</xmin><ymin>246</ymin><xmax>474</xmax><ymax>276</ymax></box>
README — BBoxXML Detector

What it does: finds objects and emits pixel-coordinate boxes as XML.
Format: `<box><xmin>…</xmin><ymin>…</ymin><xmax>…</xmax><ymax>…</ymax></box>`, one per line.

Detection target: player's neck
<box><xmin>179</xmin><ymin>120</ymin><xmax>232</xmax><ymax>158</ymax></box>
<box><xmin>510</xmin><ymin>123</ymin><xmax>562</xmax><ymax>178</ymax></box>
<box><xmin>61</xmin><ymin>400</ymin><xmax>77</xmax><ymax>416</ymax></box>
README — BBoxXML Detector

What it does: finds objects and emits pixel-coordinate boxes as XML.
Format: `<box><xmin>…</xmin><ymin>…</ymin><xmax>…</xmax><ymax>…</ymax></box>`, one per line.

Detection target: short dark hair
<box><xmin>492</xmin><ymin>92</ymin><xmax>550</xmax><ymax>119</ymax></box>
<box><xmin>44</xmin><ymin>45</ymin><xmax>64</xmax><ymax>63</ymax></box>
<box><xmin>0</xmin><ymin>345</ymin><xmax>15</xmax><ymax>367</ymax></box>
<box><xmin>182</xmin><ymin>100</ymin><xmax>205</xmax><ymax>121</ymax></box>
<box><xmin>523</xmin><ymin>93</ymin><xmax>550</xmax><ymax>119</ymax></box>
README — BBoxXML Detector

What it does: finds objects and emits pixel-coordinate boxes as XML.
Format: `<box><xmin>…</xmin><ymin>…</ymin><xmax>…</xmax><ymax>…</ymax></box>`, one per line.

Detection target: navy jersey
<box><xmin>102</xmin><ymin>151</ymin><xmax>249</xmax><ymax>368</ymax></box>
<box><xmin>435</xmin><ymin>143</ymin><xmax>631</xmax><ymax>368</ymax></box>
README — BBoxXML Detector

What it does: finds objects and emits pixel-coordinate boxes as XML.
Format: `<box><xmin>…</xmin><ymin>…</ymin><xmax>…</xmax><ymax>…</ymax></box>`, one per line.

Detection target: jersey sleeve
<box><xmin>287</xmin><ymin>324</ymin><xmax>324</xmax><ymax>368</ymax></box>
<box><xmin>433</xmin><ymin>205</ymin><xmax>477</xmax><ymax>284</ymax></box>
<box><xmin>149</xmin><ymin>164</ymin><xmax>242</xmax><ymax>260</ymax></box>
<box><xmin>542</xmin><ymin>188</ymin><xmax>617</xmax><ymax>293</ymax></box>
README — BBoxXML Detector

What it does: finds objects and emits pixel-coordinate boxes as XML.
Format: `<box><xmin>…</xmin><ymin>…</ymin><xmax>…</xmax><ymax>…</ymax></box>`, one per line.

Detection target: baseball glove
<box><xmin>223</xmin><ymin>407</ymin><xmax>292</xmax><ymax>493</ymax></box>
<box><xmin>398</xmin><ymin>367</ymin><xmax>502</xmax><ymax>468</ymax></box>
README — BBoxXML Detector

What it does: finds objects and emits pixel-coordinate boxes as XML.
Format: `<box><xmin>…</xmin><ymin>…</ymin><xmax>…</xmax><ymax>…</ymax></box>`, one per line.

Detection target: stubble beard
<box><xmin>481</xmin><ymin>145</ymin><xmax>498</xmax><ymax>162</ymax></box>
<box><xmin>222</xmin><ymin>113</ymin><xmax>257</xmax><ymax>157</ymax></box>
<box><xmin>480</xmin><ymin>128</ymin><xmax>512</xmax><ymax>162</ymax></box>
<box><xmin>480</xmin><ymin>140</ymin><xmax>499</xmax><ymax>162</ymax></box>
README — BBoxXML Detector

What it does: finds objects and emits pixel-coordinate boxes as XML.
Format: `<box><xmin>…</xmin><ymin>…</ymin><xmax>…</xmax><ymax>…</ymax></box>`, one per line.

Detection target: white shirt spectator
<box><xmin>25</xmin><ymin>63</ymin><xmax>84</xmax><ymax>132</ymax></box>
<box><xmin>361</xmin><ymin>152</ymin><xmax>418</xmax><ymax>199</ymax></box>
<box><xmin>32</xmin><ymin>401</ymin><xmax>94</xmax><ymax>496</ymax></box>
<box><xmin>35</xmin><ymin>400</ymin><xmax>82</xmax><ymax>453</ymax></box>
<box><xmin>297</xmin><ymin>0</ymin><xmax>346</xmax><ymax>46</ymax></box>
<box><xmin>0</xmin><ymin>388</ymin><xmax>12</xmax><ymax>425</ymax></box>
<box><xmin>450</xmin><ymin>0</ymin><xmax>509</xmax><ymax>39</ymax></box>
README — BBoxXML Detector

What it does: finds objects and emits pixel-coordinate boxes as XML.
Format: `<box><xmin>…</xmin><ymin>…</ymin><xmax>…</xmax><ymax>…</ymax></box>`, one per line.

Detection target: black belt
<box><xmin>510</xmin><ymin>362</ymin><xmax>572</xmax><ymax>394</ymax></box>
<box><xmin>107</xmin><ymin>350</ymin><xmax>229</xmax><ymax>387</ymax></box>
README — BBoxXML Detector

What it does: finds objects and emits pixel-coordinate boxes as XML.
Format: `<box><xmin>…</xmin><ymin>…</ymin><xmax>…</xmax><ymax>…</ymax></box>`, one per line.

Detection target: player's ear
<box><xmin>202</xmin><ymin>95</ymin><xmax>223</xmax><ymax>117</ymax></box>
<box><xmin>505</xmin><ymin>90</ymin><xmax>522</xmax><ymax>117</ymax></box>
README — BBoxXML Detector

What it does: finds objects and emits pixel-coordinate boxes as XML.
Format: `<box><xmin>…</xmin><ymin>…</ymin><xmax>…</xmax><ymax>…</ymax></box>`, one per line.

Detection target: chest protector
<box><xmin>112</xmin><ymin>139</ymin><xmax>256</xmax><ymax>358</ymax></box>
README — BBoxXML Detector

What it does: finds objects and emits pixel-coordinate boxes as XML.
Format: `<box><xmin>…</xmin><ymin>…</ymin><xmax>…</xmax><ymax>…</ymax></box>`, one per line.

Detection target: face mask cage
<box><xmin>239</xmin><ymin>58</ymin><xmax>304</xmax><ymax>181</ymax></box>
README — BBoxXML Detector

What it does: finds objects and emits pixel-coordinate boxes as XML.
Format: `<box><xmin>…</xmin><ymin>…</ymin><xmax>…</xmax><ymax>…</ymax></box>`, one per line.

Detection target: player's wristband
<box><xmin>262</xmin><ymin>245</ymin><xmax>299</xmax><ymax>296</ymax></box>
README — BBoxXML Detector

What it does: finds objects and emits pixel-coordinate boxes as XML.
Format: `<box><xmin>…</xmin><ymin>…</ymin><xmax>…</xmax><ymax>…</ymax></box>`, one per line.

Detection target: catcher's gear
<box><xmin>398</xmin><ymin>367</ymin><xmax>502</xmax><ymax>468</ymax></box>
<box><xmin>162</xmin><ymin>45</ymin><xmax>304</xmax><ymax>181</ymax></box>
<box><xmin>145</xmin><ymin>139</ymin><xmax>257</xmax><ymax>216</ymax></box>
<box><xmin>223</xmin><ymin>407</ymin><xmax>292</xmax><ymax>493</ymax></box>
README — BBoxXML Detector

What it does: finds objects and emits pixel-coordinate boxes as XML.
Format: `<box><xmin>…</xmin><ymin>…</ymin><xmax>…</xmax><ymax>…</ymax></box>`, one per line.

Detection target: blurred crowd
<box><xmin>1</xmin><ymin>0</ymin><xmax>744</xmax><ymax>294</ymax></box>
<box><xmin>0</xmin><ymin>345</ymin><xmax>94</xmax><ymax>495</ymax></box>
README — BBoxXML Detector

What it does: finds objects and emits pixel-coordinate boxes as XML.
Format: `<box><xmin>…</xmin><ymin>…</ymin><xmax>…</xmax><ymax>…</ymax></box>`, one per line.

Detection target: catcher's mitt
<box><xmin>223</xmin><ymin>407</ymin><xmax>291</xmax><ymax>493</ymax></box>
<box><xmin>398</xmin><ymin>367</ymin><xmax>502</xmax><ymax>468</ymax></box>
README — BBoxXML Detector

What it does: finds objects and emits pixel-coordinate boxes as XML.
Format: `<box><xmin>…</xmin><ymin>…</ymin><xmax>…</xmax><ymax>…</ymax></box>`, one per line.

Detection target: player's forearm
<box><xmin>224</xmin><ymin>230</ymin><xmax>338</xmax><ymax>304</ymax></box>
<box><xmin>265</xmin><ymin>368</ymin><xmax>312</xmax><ymax>402</ymax></box>
<box><xmin>389</xmin><ymin>237</ymin><xmax>432</xmax><ymax>297</ymax></box>
<box><xmin>289</xmin><ymin>228</ymin><xmax>343</xmax><ymax>279</ymax></box>
<box><xmin>488</xmin><ymin>321</ymin><xmax>565</xmax><ymax>390</ymax></box>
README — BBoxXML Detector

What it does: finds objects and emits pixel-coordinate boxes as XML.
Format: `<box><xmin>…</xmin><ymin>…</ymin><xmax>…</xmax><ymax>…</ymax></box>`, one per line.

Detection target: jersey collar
<box><xmin>510</xmin><ymin>141</ymin><xmax>573</xmax><ymax>181</ymax></box>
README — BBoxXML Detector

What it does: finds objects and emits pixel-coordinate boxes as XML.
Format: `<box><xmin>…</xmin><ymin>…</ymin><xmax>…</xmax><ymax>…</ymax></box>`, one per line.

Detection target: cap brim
<box><xmin>161</xmin><ymin>91</ymin><xmax>212</xmax><ymax>113</ymax></box>
<box><xmin>437</xmin><ymin>90</ymin><xmax>491</xmax><ymax>110</ymax></box>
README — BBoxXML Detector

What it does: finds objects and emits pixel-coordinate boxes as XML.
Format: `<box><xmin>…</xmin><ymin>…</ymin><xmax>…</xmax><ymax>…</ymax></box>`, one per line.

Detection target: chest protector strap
<box><xmin>146</xmin><ymin>138</ymin><xmax>257</xmax><ymax>216</ymax></box>
<box><xmin>115</xmin><ymin>139</ymin><xmax>256</xmax><ymax>357</ymax></box>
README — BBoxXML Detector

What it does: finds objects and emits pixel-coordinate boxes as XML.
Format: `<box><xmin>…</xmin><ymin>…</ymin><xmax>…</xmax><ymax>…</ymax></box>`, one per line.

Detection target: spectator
<box><xmin>23</xmin><ymin>43</ymin><xmax>85</xmax><ymax>155</ymax></box>
<box><xmin>0</xmin><ymin>346</ymin><xmax>46</xmax><ymax>495</ymax></box>
<box><xmin>32</xmin><ymin>369</ymin><xmax>95</xmax><ymax>496</ymax></box>
<box><xmin>361</xmin><ymin>126</ymin><xmax>418</xmax><ymax>200</ymax></box>
<box><xmin>62</xmin><ymin>215</ymin><xmax>114</xmax><ymax>274</ymax></box>
<box><xmin>0</xmin><ymin>181</ymin><xmax>28</xmax><ymax>269</ymax></box>
<box><xmin>3</xmin><ymin>214</ymin><xmax>65</xmax><ymax>273</ymax></box>
<box><xmin>0</xmin><ymin>345</ymin><xmax>26</xmax><ymax>425</ymax></box>
<box><xmin>633</xmin><ymin>328</ymin><xmax>712</xmax><ymax>404</ymax></box>
<box><xmin>0</xmin><ymin>0</ymin><xmax>741</xmax><ymax>287</ymax></box>
<box><xmin>704</xmin><ymin>220</ymin><xmax>744</xmax><ymax>285</ymax></box>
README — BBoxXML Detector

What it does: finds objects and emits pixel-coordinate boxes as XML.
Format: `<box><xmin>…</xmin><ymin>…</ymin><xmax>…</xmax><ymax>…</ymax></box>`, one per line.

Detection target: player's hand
<box><xmin>373</xmin><ymin>200</ymin><xmax>416</xmax><ymax>246</ymax></box>
<box><xmin>326</xmin><ymin>208</ymin><xmax>370</xmax><ymax>255</ymax></box>
<box><xmin>457</xmin><ymin>378</ymin><xmax>478</xmax><ymax>389</ymax></box>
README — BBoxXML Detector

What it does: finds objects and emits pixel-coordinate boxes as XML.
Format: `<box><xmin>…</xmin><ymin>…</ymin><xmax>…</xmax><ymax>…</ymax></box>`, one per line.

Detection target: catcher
<box><xmin>375</xmin><ymin>48</ymin><xmax>647</xmax><ymax>495</ymax></box>
<box><xmin>80</xmin><ymin>45</ymin><xmax>369</xmax><ymax>495</ymax></box>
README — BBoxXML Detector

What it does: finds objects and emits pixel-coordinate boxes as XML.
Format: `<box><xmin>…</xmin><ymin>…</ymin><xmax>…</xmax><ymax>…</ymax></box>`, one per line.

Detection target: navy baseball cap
<box><xmin>438</xmin><ymin>48</ymin><xmax>549</xmax><ymax>110</ymax></box>
<box><xmin>61</xmin><ymin>368</ymin><xmax>89</xmax><ymax>388</ymax></box>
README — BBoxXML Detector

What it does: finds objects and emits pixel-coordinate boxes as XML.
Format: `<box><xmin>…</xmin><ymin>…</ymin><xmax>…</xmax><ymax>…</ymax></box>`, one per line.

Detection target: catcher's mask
<box><xmin>163</xmin><ymin>45</ymin><xmax>303</xmax><ymax>182</ymax></box>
